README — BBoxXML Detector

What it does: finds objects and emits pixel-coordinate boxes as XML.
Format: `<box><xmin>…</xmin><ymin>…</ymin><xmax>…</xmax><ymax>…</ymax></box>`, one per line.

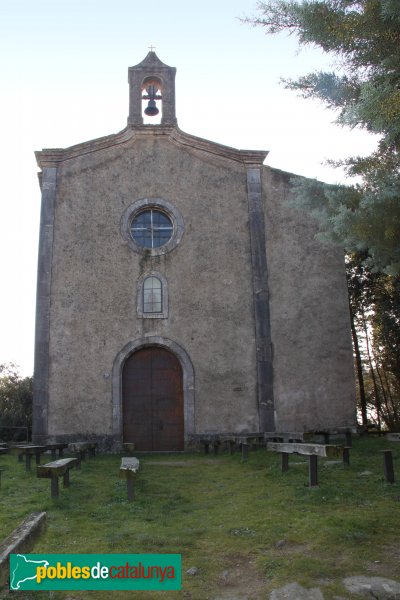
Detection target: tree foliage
<box><xmin>245</xmin><ymin>0</ymin><xmax>400</xmax><ymax>273</ymax></box>
<box><xmin>0</xmin><ymin>363</ymin><xmax>33</xmax><ymax>440</ymax></box>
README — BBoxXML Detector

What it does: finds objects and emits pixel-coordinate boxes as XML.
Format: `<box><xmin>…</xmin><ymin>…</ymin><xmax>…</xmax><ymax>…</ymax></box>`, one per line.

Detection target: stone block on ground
<box><xmin>270</xmin><ymin>582</ymin><xmax>324</xmax><ymax>599</ymax></box>
<box><xmin>343</xmin><ymin>576</ymin><xmax>400</xmax><ymax>599</ymax></box>
<box><xmin>0</xmin><ymin>512</ymin><xmax>46</xmax><ymax>588</ymax></box>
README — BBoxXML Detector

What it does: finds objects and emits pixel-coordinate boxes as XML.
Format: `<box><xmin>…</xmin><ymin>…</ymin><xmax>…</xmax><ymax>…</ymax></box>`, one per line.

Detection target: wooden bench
<box><xmin>236</xmin><ymin>435</ymin><xmax>264</xmax><ymax>459</ymax></box>
<box><xmin>119</xmin><ymin>457</ymin><xmax>140</xmax><ymax>501</ymax></box>
<box><xmin>200</xmin><ymin>434</ymin><xmax>264</xmax><ymax>457</ymax></box>
<box><xmin>265</xmin><ymin>430</ymin><xmax>354</xmax><ymax>446</ymax></box>
<box><xmin>267</xmin><ymin>442</ymin><xmax>350</xmax><ymax>487</ymax></box>
<box><xmin>45</xmin><ymin>443</ymin><xmax>69</xmax><ymax>459</ymax></box>
<box><xmin>303</xmin><ymin>429</ymin><xmax>353</xmax><ymax>447</ymax></box>
<box><xmin>123</xmin><ymin>442</ymin><xmax>136</xmax><ymax>455</ymax></box>
<box><xmin>199</xmin><ymin>436</ymin><xmax>221</xmax><ymax>455</ymax></box>
<box><xmin>13</xmin><ymin>445</ymin><xmax>47</xmax><ymax>471</ymax></box>
<box><xmin>37</xmin><ymin>458</ymin><xmax>78</xmax><ymax>498</ymax></box>
<box><xmin>68</xmin><ymin>442</ymin><xmax>97</xmax><ymax>468</ymax></box>
<box><xmin>219</xmin><ymin>436</ymin><xmax>251</xmax><ymax>459</ymax></box>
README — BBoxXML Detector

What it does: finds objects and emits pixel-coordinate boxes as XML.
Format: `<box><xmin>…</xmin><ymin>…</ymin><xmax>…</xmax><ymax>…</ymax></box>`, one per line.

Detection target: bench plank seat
<box><xmin>37</xmin><ymin>458</ymin><xmax>78</xmax><ymax>478</ymax></box>
<box><xmin>267</xmin><ymin>442</ymin><xmax>343</xmax><ymax>458</ymax></box>
<box><xmin>119</xmin><ymin>457</ymin><xmax>140</xmax><ymax>475</ymax></box>
<box><xmin>119</xmin><ymin>457</ymin><xmax>140</xmax><ymax>501</ymax></box>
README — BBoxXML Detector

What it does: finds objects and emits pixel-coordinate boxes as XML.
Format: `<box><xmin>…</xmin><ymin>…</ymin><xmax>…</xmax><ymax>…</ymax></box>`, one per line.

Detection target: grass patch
<box><xmin>0</xmin><ymin>438</ymin><xmax>399</xmax><ymax>599</ymax></box>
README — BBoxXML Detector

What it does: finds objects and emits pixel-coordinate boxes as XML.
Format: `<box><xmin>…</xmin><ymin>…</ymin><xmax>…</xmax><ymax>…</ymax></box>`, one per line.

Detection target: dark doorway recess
<box><xmin>122</xmin><ymin>347</ymin><xmax>184</xmax><ymax>451</ymax></box>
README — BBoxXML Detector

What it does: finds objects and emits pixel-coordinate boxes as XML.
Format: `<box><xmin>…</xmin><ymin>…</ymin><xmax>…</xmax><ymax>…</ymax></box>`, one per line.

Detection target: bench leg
<box><xmin>51</xmin><ymin>476</ymin><xmax>59</xmax><ymax>499</ymax></box>
<box><xmin>35</xmin><ymin>452</ymin><xmax>41</xmax><ymax>465</ymax></box>
<box><xmin>309</xmin><ymin>455</ymin><xmax>318</xmax><ymax>487</ymax></box>
<box><xmin>345</xmin><ymin>432</ymin><xmax>352</xmax><ymax>447</ymax></box>
<box><xmin>213</xmin><ymin>442</ymin><xmax>220</xmax><ymax>456</ymax></box>
<box><xmin>203</xmin><ymin>442</ymin><xmax>210</xmax><ymax>455</ymax></box>
<box><xmin>228</xmin><ymin>440</ymin><xmax>236</xmax><ymax>455</ymax></box>
<box><xmin>25</xmin><ymin>453</ymin><xmax>31</xmax><ymax>472</ymax></box>
<box><xmin>18</xmin><ymin>453</ymin><xmax>23</xmax><ymax>463</ymax></box>
<box><xmin>89</xmin><ymin>447</ymin><xmax>96</xmax><ymax>459</ymax></box>
<box><xmin>281</xmin><ymin>452</ymin><xmax>289</xmax><ymax>472</ymax></box>
<box><xmin>343</xmin><ymin>447</ymin><xmax>350</xmax><ymax>467</ymax></box>
<box><xmin>383</xmin><ymin>450</ymin><xmax>395</xmax><ymax>483</ymax></box>
<box><xmin>59</xmin><ymin>448</ymin><xmax>64</xmax><ymax>457</ymax></box>
<box><xmin>51</xmin><ymin>449</ymin><xmax>57</xmax><ymax>460</ymax></box>
<box><xmin>75</xmin><ymin>453</ymin><xmax>81</xmax><ymax>470</ymax></box>
<box><xmin>126</xmin><ymin>475</ymin><xmax>135</xmax><ymax>502</ymax></box>
<box><xmin>241</xmin><ymin>444</ymin><xmax>249</xmax><ymax>461</ymax></box>
<box><xmin>63</xmin><ymin>470</ymin><xmax>70</xmax><ymax>488</ymax></box>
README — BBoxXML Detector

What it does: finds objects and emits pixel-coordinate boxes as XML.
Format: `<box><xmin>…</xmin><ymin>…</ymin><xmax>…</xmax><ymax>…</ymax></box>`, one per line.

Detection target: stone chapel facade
<box><xmin>32</xmin><ymin>52</ymin><xmax>356</xmax><ymax>451</ymax></box>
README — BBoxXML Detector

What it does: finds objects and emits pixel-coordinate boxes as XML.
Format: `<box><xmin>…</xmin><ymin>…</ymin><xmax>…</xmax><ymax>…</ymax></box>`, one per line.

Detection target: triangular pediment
<box><xmin>35</xmin><ymin>126</ymin><xmax>268</xmax><ymax>170</ymax></box>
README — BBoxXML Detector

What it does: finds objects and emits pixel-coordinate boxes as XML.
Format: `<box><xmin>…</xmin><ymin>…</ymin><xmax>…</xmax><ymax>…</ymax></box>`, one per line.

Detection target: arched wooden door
<box><xmin>122</xmin><ymin>347</ymin><xmax>184</xmax><ymax>451</ymax></box>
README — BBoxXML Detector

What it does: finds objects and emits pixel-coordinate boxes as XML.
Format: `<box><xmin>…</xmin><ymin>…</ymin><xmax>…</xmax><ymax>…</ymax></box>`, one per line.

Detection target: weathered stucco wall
<box><xmin>263</xmin><ymin>166</ymin><xmax>356</xmax><ymax>431</ymax></box>
<box><xmin>34</xmin><ymin>50</ymin><xmax>357</xmax><ymax>447</ymax></box>
<box><xmin>47</xmin><ymin>133</ymin><xmax>259</xmax><ymax>441</ymax></box>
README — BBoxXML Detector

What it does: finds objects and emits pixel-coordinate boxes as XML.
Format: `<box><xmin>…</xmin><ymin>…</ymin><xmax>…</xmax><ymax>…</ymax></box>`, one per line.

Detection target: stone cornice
<box><xmin>35</xmin><ymin>125</ymin><xmax>268</xmax><ymax>169</ymax></box>
<box><xmin>169</xmin><ymin>127</ymin><xmax>268</xmax><ymax>166</ymax></box>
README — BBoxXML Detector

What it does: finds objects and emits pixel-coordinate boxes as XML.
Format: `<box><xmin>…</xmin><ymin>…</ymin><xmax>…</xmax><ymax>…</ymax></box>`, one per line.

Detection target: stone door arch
<box><xmin>112</xmin><ymin>337</ymin><xmax>195</xmax><ymax>449</ymax></box>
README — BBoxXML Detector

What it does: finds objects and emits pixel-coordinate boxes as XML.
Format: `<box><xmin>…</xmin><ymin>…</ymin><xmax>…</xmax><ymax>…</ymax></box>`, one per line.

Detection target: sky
<box><xmin>0</xmin><ymin>0</ymin><xmax>379</xmax><ymax>376</ymax></box>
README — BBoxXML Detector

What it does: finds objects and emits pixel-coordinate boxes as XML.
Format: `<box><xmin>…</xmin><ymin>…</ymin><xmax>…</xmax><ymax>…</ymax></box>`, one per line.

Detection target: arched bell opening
<box><xmin>141</xmin><ymin>76</ymin><xmax>163</xmax><ymax>124</ymax></box>
<box><xmin>127</xmin><ymin>52</ymin><xmax>177</xmax><ymax>127</ymax></box>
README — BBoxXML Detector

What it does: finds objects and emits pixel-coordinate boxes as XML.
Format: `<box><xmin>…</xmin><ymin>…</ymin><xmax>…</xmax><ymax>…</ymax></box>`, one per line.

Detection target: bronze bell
<box><xmin>144</xmin><ymin>99</ymin><xmax>159</xmax><ymax>117</ymax></box>
<box><xmin>143</xmin><ymin>84</ymin><xmax>160</xmax><ymax>117</ymax></box>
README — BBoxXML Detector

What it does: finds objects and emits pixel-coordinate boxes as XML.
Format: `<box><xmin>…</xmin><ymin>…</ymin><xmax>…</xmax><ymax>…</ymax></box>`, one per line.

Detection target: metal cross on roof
<box><xmin>148</xmin><ymin>45</ymin><xmax>156</xmax><ymax>52</ymax></box>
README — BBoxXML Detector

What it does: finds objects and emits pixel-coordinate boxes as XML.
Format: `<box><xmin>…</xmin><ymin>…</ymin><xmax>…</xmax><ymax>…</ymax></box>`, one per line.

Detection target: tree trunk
<box><xmin>361</xmin><ymin>307</ymin><xmax>382</xmax><ymax>434</ymax></box>
<box><xmin>382</xmin><ymin>368</ymin><xmax>400</xmax><ymax>430</ymax></box>
<box><xmin>349</xmin><ymin>301</ymin><xmax>368</xmax><ymax>428</ymax></box>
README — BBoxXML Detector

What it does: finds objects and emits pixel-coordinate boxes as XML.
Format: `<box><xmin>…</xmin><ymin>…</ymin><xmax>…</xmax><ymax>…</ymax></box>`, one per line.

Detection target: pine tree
<box><xmin>245</xmin><ymin>0</ymin><xmax>400</xmax><ymax>273</ymax></box>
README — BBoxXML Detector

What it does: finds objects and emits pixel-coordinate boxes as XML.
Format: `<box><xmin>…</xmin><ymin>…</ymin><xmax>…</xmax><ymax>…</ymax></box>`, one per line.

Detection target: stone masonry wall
<box><xmin>263</xmin><ymin>166</ymin><xmax>356</xmax><ymax>432</ymax></box>
<box><xmin>47</xmin><ymin>134</ymin><xmax>259</xmax><ymax>440</ymax></box>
